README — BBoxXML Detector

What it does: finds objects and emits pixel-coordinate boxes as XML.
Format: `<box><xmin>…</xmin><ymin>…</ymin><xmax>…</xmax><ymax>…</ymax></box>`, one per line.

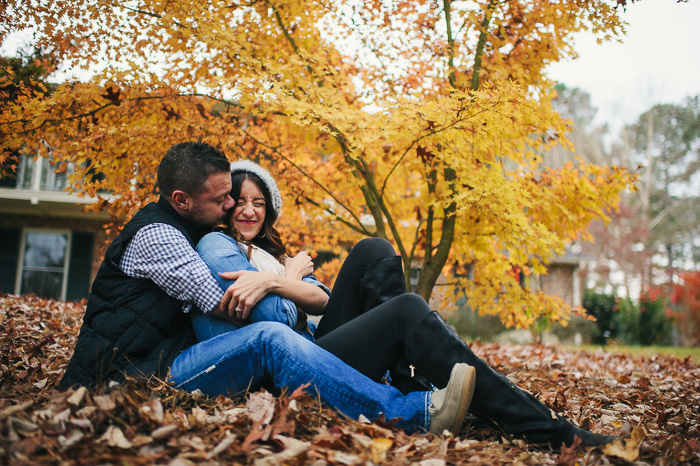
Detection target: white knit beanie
<box><xmin>230</xmin><ymin>160</ymin><xmax>282</xmax><ymax>218</ymax></box>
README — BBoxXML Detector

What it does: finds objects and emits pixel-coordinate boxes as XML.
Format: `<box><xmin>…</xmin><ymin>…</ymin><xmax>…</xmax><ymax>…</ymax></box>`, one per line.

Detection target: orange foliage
<box><xmin>672</xmin><ymin>272</ymin><xmax>700</xmax><ymax>345</ymax></box>
<box><xmin>0</xmin><ymin>0</ymin><xmax>637</xmax><ymax>327</ymax></box>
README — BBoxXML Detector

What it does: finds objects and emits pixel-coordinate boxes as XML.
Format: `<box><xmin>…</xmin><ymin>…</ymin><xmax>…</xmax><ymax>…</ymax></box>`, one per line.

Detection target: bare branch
<box><xmin>304</xmin><ymin>197</ymin><xmax>374</xmax><ymax>236</ymax></box>
<box><xmin>380</xmin><ymin>100</ymin><xmax>502</xmax><ymax>197</ymax></box>
<box><xmin>241</xmin><ymin>129</ymin><xmax>369</xmax><ymax>231</ymax></box>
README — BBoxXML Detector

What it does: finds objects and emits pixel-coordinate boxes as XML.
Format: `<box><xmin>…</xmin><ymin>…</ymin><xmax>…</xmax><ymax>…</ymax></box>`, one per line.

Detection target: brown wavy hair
<box><xmin>223</xmin><ymin>171</ymin><xmax>287</xmax><ymax>261</ymax></box>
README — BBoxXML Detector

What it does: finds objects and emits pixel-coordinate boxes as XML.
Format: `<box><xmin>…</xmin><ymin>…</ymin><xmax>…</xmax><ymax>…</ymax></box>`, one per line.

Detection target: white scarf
<box><xmin>239</xmin><ymin>242</ymin><xmax>286</xmax><ymax>276</ymax></box>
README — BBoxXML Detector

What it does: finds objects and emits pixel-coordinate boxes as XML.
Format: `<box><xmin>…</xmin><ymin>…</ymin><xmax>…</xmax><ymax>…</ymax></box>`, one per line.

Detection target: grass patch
<box><xmin>565</xmin><ymin>344</ymin><xmax>700</xmax><ymax>365</ymax></box>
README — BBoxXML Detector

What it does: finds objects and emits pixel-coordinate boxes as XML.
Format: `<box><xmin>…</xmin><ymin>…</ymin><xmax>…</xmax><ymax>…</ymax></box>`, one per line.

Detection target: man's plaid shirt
<box><xmin>119</xmin><ymin>223</ymin><xmax>223</xmax><ymax>313</ymax></box>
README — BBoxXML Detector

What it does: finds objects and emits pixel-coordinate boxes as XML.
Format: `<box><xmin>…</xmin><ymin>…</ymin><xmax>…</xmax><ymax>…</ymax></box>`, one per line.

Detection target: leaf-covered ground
<box><xmin>1</xmin><ymin>295</ymin><xmax>698</xmax><ymax>465</ymax></box>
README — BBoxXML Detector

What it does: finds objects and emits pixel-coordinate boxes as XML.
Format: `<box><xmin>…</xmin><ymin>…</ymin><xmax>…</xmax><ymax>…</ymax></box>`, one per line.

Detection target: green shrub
<box><xmin>447</xmin><ymin>299</ymin><xmax>506</xmax><ymax>342</ymax></box>
<box><xmin>582</xmin><ymin>288</ymin><xmax>674</xmax><ymax>346</ymax></box>
<box><xmin>551</xmin><ymin>315</ymin><xmax>598</xmax><ymax>344</ymax></box>
<box><xmin>582</xmin><ymin>291</ymin><xmax>621</xmax><ymax>344</ymax></box>
<box><xmin>635</xmin><ymin>288</ymin><xmax>673</xmax><ymax>345</ymax></box>
<box><xmin>611</xmin><ymin>297</ymin><xmax>640</xmax><ymax>345</ymax></box>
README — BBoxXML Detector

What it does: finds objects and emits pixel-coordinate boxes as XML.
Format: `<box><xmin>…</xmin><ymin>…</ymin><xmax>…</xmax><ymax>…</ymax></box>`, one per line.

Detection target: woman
<box><xmin>191</xmin><ymin>160</ymin><xmax>329</xmax><ymax>342</ymax></box>
<box><xmin>195</xmin><ymin>160</ymin><xmax>621</xmax><ymax>450</ymax></box>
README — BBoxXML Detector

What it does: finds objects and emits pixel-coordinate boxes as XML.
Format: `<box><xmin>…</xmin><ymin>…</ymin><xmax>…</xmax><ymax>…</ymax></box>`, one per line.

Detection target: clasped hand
<box><xmin>218</xmin><ymin>269</ymin><xmax>275</xmax><ymax>320</ymax></box>
<box><xmin>217</xmin><ymin>251</ymin><xmax>314</xmax><ymax>320</ymax></box>
<box><xmin>284</xmin><ymin>251</ymin><xmax>314</xmax><ymax>280</ymax></box>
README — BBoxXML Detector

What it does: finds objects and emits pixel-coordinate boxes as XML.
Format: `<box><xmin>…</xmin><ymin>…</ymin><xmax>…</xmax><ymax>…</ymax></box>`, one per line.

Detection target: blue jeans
<box><xmin>168</xmin><ymin>322</ymin><xmax>430</xmax><ymax>433</ymax></box>
<box><xmin>193</xmin><ymin>232</ymin><xmax>318</xmax><ymax>342</ymax></box>
<box><xmin>190</xmin><ymin>306</ymin><xmax>317</xmax><ymax>342</ymax></box>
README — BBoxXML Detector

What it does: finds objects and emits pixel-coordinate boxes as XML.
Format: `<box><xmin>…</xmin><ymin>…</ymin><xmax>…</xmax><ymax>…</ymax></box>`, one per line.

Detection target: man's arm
<box><xmin>120</xmin><ymin>223</ymin><xmax>223</xmax><ymax>314</ymax></box>
<box><xmin>196</xmin><ymin>232</ymin><xmax>307</xmax><ymax>323</ymax></box>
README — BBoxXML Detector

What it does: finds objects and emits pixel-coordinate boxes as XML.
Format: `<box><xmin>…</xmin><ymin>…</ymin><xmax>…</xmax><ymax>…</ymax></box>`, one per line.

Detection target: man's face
<box><xmin>185</xmin><ymin>172</ymin><xmax>235</xmax><ymax>228</ymax></box>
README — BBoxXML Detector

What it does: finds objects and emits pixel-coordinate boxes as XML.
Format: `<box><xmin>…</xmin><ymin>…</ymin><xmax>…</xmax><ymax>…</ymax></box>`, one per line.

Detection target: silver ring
<box><xmin>235</xmin><ymin>307</ymin><xmax>241</xmax><ymax>313</ymax></box>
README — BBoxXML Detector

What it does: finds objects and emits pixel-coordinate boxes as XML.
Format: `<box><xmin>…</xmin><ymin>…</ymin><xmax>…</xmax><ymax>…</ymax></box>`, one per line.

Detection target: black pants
<box><xmin>314</xmin><ymin>238</ymin><xmax>426</xmax><ymax>381</ymax></box>
<box><xmin>312</xmin><ymin>238</ymin><xmax>580</xmax><ymax>446</ymax></box>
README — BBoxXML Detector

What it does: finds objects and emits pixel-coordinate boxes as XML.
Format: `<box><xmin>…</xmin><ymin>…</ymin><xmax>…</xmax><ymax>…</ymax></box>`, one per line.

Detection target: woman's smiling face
<box><xmin>231</xmin><ymin>178</ymin><xmax>267</xmax><ymax>241</ymax></box>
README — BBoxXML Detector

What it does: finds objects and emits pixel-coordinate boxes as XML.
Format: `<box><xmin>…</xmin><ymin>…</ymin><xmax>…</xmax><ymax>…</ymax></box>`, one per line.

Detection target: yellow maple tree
<box><xmin>0</xmin><ymin>0</ymin><xmax>637</xmax><ymax>327</ymax></box>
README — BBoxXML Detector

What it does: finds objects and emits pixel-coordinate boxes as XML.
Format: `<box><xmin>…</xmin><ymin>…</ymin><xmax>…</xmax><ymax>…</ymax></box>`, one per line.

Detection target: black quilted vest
<box><xmin>59</xmin><ymin>197</ymin><xmax>204</xmax><ymax>389</ymax></box>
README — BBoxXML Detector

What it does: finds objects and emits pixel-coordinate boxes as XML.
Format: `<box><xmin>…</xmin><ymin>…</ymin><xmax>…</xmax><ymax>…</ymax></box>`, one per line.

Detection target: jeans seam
<box><xmin>172</xmin><ymin>336</ymin><xmax>260</xmax><ymax>390</ymax></box>
<box><xmin>269</xmin><ymin>337</ymin><xmax>396</xmax><ymax>424</ymax></box>
<box><xmin>274</xmin><ymin>340</ymin><xmax>363</xmax><ymax>408</ymax></box>
<box><xmin>424</xmin><ymin>391</ymin><xmax>430</xmax><ymax>431</ymax></box>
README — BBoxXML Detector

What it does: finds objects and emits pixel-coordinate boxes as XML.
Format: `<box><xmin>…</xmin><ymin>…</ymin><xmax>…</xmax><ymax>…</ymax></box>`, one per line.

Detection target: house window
<box><xmin>15</xmin><ymin>154</ymin><xmax>68</xmax><ymax>191</ymax></box>
<box><xmin>17</xmin><ymin>230</ymin><xmax>71</xmax><ymax>300</ymax></box>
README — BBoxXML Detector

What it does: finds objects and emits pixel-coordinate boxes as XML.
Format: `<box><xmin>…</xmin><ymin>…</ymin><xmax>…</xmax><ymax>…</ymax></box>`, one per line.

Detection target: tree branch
<box><xmin>271</xmin><ymin>5</ymin><xmax>320</xmax><ymax>84</ymax></box>
<box><xmin>120</xmin><ymin>5</ymin><xmax>162</xmax><ymax>19</ymax></box>
<box><xmin>444</xmin><ymin>0</ymin><xmax>457</xmax><ymax>89</ymax></box>
<box><xmin>471</xmin><ymin>0</ymin><xmax>498</xmax><ymax>91</ymax></box>
<box><xmin>380</xmin><ymin>101</ymin><xmax>502</xmax><ymax>198</ymax></box>
<box><xmin>241</xmin><ymin>129</ymin><xmax>370</xmax><ymax>231</ymax></box>
<box><xmin>0</xmin><ymin>92</ymin><xmax>232</xmax><ymax>136</ymax></box>
<box><xmin>363</xmin><ymin>166</ymin><xmax>410</xmax><ymax>260</ymax></box>
<box><xmin>407</xmin><ymin>218</ymin><xmax>428</xmax><ymax>290</ymax></box>
<box><xmin>304</xmin><ymin>197</ymin><xmax>374</xmax><ymax>236</ymax></box>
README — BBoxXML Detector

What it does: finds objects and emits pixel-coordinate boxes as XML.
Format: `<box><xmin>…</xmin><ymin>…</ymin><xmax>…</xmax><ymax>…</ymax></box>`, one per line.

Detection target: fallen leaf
<box><xmin>418</xmin><ymin>459</ymin><xmax>446</xmax><ymax>466</ymax></box>
<box><xmin>0</xmin><ymin>401</ymin><xmax>34</xmax><ymax>420</ymax></box>
<box><xmin>131</xmin><ymin>434</ymin><xmax>153</xmax><ymax>446</ymax></box>
<box><xmin>151</xmin><ymin>424</ymin><xmax>178</xmax><ymax>439</ymax></box>
<box><xmin>33</xmin><ymin>378</ymin><xmax>48</xmax><ymax>389</ymax></box>
<box><xmin>602</xmin><ymin>426</ymin><xmax>646</xmax><ymax>461</ymax></box>
<box><xmin>208</xmin><ymin>431</ymin><xmax>236</xmax><ymax>458</ymax></box>
<box><xmin>93</xmin><ymin>395</ymin><xmax>116</xmax><ymax>411</ymax></box>
<box><xmin>370</xmin><ymin>437</ymin><xmax>393</xmax><ymax>463</ymax></box>
<box><xmin>556</xmin><ymin>434</ymin><xmax>581</xmax><ymax>466</ymax></box>
<box><xmin>685</xmin><ymin>438</ymin><xmax>700</xmax><ymax>453</ymax></box>
<box><xmin>69</xmin><ymin>418</ymin><xmax>92</xmax><ymax>430</ymax></box>
<box><xmin>100</xmin><ymin>425</ymin><xmax>132</xmax><ymax>449</ymax></box>
<box><xmin>328</xmin><ymin>450</ymin><xmax>362</xmax><ymax>465</ymax></box>
<box><xmin>11</xmin><ymin>417</ymin><xmax>39</xmax><ymax>433</ymax></box>
<box><xmin>58</xmin><ymin>430</ymin><xmax>84</xmax><ymax>449</ymax></box>
<box><xmin>254</xmin><ymin>435</ymin><xmax>309</xmax><ymax>465</ymax></box>
<box><xmin>241</xmin><ymin>418</ymin><xmax>267</xmax><ymax>452</ymax></box>
<box><xmin>67</xmin><ymin>386</ymin><xmax>87</xmax><ymax>406</ymax></box>
<box><xmin>246</xmin><ymin>391</ymin><xmax>275</xmax><ymax>425</ymax></box>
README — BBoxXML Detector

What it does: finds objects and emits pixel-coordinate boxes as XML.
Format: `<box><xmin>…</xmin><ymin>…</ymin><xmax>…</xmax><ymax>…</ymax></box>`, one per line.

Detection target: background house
<box><xmin>0</xmin><ymin>153</ymin><xmax>109</xmax><ymax>301</ymax></box>
<box><xmin>532</xmin><ymin>250</ymin><xmax>583</xmax><ymax>308</ymax></box>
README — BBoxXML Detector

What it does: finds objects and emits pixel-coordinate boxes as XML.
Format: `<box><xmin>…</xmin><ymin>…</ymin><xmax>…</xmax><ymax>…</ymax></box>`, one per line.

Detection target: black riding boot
<box><xmin>358</xmin><ymin>255</ymin><xmax>437</xmax><ymax>393</ymax></box>
<box><xmin>359</xmin><ymin>255</ymin><xmax>407</xmax><ymax>311</ymax></box>
<box><xmin>402</xmin><ymin>311</ymin><xmax>616</xmax><ymax>448</ymax></box>
<box><xmin>388</xmin><ymin>355</ymin><xmax>433</xmax><ymax>393</ymax></box>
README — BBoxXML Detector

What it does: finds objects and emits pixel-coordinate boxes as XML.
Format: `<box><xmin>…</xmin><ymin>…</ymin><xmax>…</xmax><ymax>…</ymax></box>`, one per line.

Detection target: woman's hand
<box><xmin>218</xmin><ymin>270</ymin><xmax>276</xmax><ymax>320</ymax></box>
<box><xmin>285</xmin><ymin>251</ymin><xmax>314</xmax><ymax>281</ymax></box>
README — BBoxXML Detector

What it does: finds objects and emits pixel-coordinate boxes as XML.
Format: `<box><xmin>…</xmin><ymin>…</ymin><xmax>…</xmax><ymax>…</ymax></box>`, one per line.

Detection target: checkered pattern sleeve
<box><xmin>120</xmin><ymin>223</ymin><xmax>223</xmax><ymax>313</ymax></box>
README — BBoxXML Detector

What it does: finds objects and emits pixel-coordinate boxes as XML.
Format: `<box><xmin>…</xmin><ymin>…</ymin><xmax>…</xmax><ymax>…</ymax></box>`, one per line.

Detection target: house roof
<box><xmin>0</xmin><ymin>188</ymin><xmax>111</xmax><ymax>220</ymax></box>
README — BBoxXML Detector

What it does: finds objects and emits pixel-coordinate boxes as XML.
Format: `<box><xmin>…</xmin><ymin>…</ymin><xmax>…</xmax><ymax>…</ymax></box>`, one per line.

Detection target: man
<box><xmin>59</xmin><ymin>141</ymin><xmax>474</xmax><ymax>436</ymax></box>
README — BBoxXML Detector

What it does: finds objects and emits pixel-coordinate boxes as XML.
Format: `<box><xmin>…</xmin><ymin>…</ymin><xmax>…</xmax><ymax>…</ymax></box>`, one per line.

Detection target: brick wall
<box><xmin>540</xmin><ymin>263</ymin><xmax>578</xmax><ymax>306</ymax></box>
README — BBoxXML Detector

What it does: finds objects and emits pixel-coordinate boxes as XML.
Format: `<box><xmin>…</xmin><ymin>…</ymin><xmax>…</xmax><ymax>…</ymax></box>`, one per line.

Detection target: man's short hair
<box><xmin>157</xmin><ymin>141</ymin><xmax>230</xmax><ymax>198</ymax></box>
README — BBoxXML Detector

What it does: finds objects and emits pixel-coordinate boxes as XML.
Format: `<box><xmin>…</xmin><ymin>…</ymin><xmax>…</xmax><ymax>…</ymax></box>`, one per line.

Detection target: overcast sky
<box><xmin>548</xmin><ymin>0</ymin><xmax>700</xmax><ymax>133</ymax></box>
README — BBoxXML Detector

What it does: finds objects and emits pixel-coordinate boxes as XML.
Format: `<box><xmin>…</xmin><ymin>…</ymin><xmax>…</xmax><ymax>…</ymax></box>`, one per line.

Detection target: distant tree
<box><xmin>544</xmin><ymin>85</ymin><xmax>647</xmax><ymax>299</ymax></box>
<box><xmin>621</xmin><ymin>97</ymin><xmax>700</xmax><ymax>289</ymax></box>
<box><xmin>671</xmin><ymin>271</ymin><xmax>700</xmax><ymax>345</ymax></box>
<box><xmin>0</xmin><ymin>48</ymin><xmax>55</xmax><ymax>102</ymax></box>
<box><xmin>554</xmin><ymin>93</ymin><xmax>700</xmax><ymax>299</ymax></box>
<box><xmin>546</xmin><ymin>84</ymin><xmax>609</xmax><ymax>167</ymax></box>
<box><xmin>634</xmin><ymin>287</ymin><xmax>673</xmax><ymax>346</ymax></box>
